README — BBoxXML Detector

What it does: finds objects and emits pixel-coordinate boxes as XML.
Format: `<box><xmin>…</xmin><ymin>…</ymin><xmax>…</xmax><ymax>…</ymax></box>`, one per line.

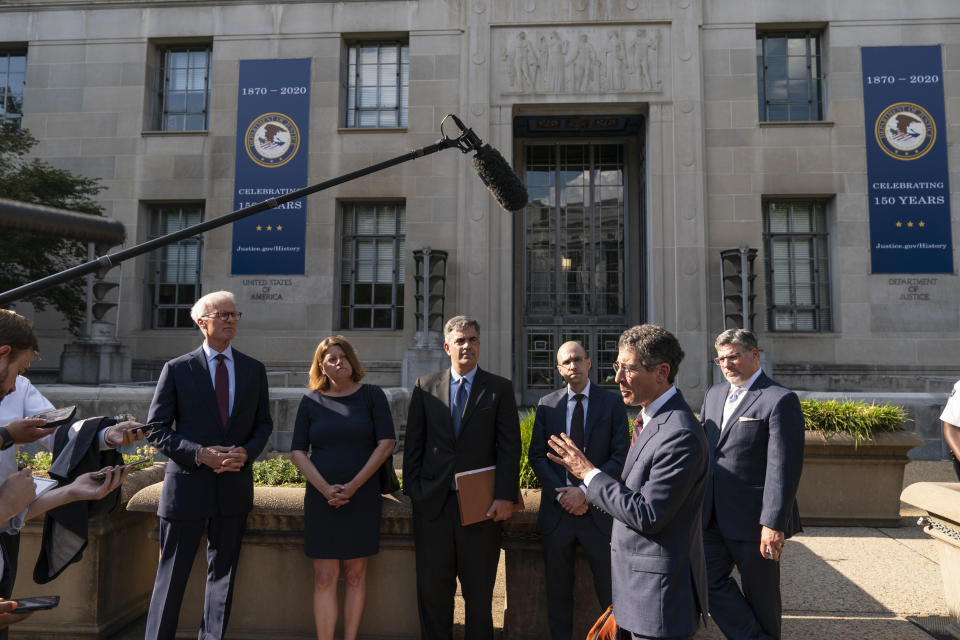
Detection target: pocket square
<box><xmin>738</xmin><ymin>416</ymin><xmax>761</xmax><ymax>422</ymax></box>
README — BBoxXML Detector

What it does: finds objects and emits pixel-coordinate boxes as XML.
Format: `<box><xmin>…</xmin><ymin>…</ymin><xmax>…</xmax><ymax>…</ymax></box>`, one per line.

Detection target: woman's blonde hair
<box><xmin>308</xmin><ymin>335</ymin><xmax>366</xmax><ymax>391</ymax></box>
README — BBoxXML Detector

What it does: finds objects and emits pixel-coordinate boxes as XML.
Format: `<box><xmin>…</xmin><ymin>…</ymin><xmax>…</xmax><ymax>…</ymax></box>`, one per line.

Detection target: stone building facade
<box><xmin>1</xmin><ymin>0</ymin><xmax>958</xmax><ymax>408</ymax></box>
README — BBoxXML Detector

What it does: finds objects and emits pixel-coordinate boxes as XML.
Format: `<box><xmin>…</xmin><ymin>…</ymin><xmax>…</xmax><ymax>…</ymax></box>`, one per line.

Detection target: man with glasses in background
<box><xmin>547</xmin><ymin>325</ymin><xmax>708</xmax><ymax>639</ymax></box>
<box><xmin>144</xmin><ymin>291</ymin><xmax>273</xmax><ymax>640</ymax></box>
<box><xmin>700</xmin><ymin>328</ymin><xmax>804</xmax><ymax>640</ymax></box>
<box><xmin>528</xmin><ymin>341</ymin><xmax>628</xmax><ymax>640</ymax></box>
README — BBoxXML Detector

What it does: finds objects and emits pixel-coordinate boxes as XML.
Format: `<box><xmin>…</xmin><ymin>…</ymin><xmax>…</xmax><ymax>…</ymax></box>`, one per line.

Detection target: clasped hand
<box><xmin>198</xmin><ymin>446</ymin><xmax>248</xmax><ymax>473</ymax></box>
<box><xmin>324</xmin><ymin>482</ymin><xmax>356</xmax><ymax>508</ymax></box>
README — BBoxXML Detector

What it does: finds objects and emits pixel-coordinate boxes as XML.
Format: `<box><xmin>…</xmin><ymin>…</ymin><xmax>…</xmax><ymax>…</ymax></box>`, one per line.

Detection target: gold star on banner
<box><xmin>895</xmin><ymin>221</ymin><xmax>902</xmax><ymax>228</ymax></box>
<box><xmin>907</xmin><ymin>221</ymin><xmax>914</xmax><ymax>227</ymax></box>
<box><xmin>277</xmin><ymin>225</ymin><xmax>283</xmax><ymax>231</ymax></box>
<box><xmin>919</xmin><ymin>221</ymin><xmax>925</xmax><ymax>227</ymax></box>
<box><xmin>266</xmin><ymin>225</ymin><xmax>273</xmax><ymax>231</ymax></box>
<box><xmin>256</xmin><ymin>225</ymin><xmax>262</xmax><ymax>231</ymax></box>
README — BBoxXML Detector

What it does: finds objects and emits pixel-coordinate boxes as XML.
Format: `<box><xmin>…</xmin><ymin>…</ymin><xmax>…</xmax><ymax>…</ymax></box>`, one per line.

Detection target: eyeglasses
<box><xmin>611</xmin><ymin>362</ymin><xmax>647</xmax><ymax>378</ymax></box>
<box><xmin>558</xmin><ymin>356</ymin><xmax>586</xmax><ymax>369</ymax></box>
<box><xmin>203</xmin><ymin>311</ymin><xmax>242</xmax><ymax>321</ymax></box>
<box><xmin>713</xmin><ymin>352</ymin><xmax>745</xmax><ymax>366</ymax></box>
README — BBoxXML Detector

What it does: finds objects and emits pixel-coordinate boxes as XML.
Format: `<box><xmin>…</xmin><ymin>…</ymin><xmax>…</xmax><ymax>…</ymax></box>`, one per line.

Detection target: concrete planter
<box><xmin>797</xmin><ymin>430</ymin><xmax>924</xmax><ymax>526</ymax></box>
<box><xmin>500</xmin><ymin>489</ymin><xmax>606</xmax><ymax>640</ymax></box>
<box><xmin>11</xmin><ymin>464</ymin><xmax>166</xmax><ymax>639</ymax></box>
<box><xmin>126</xmin><ymin>484</ymin><xmax>419</xmax><ymax>639</ymax></box>
<box><xmin>900</xmin><ymin>482</ymin><xmax>960</xmax><ymax>631</ymax></box>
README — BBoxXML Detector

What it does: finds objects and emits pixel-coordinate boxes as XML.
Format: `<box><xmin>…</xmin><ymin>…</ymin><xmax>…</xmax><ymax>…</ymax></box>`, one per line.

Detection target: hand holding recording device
<box><xmin>30</xmin><ymin>406</ymin><xmax>77</xmax><ymax>429</ymax></box>
<box><xmin>9</xmin><ymin>595</ymin><xmax>59</xmax><ymax>612</ymax></box>
<box><xmin>90</xmin><ymin>457</ymin><xmax>152</xmax><ymax>481</ymax></box>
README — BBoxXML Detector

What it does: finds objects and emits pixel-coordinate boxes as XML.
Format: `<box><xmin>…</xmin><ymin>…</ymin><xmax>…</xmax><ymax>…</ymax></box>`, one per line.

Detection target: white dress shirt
<box><xmin>563</xmin><ymin>381</ymin><xmax>591</xmax><ymax>495</ymax></box>
<box><xmin>721</xmin><ymin>368</ymin><xmax>763</xmax><ymax>430</ymax></box>
<box><xmin>583</xmin><ymin>386</ymin><xmax>677</xmax><ymax>487</ymax></box>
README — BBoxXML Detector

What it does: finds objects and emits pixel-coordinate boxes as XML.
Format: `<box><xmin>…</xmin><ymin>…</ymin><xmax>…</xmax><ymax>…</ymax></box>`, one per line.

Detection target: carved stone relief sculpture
<box><xmin>498</xmin><ymin>27</ymin><xmax>662</xmax><ymax>96</ymax></box>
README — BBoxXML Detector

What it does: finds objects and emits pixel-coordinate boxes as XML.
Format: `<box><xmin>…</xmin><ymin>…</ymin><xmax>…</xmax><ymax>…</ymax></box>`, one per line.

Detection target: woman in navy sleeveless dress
<box><xmin>290</xmin><ymin>336</ymin><xmax>395</xmax><ymax>640</ymax></box>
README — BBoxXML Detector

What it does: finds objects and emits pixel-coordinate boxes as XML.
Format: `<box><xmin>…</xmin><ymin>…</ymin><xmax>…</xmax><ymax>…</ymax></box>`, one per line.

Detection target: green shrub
<box><xmin>518</xmin><ymin>409</ymin><xmax>540</xmax><ymax>489</ymax></box>
<box><xmin>801</xmin><ymin>399</ymin><xmax>909</xmax><ymax>444</ymax></box>
<box><xmin>252</xmin><ymin>456</ymin><xmax>305</xmax><ymax>487</ymax></box>
<box><xmin>17</xmin><ymin>450</ymin><xmax>51</xmax><ymax>472</ymax></box>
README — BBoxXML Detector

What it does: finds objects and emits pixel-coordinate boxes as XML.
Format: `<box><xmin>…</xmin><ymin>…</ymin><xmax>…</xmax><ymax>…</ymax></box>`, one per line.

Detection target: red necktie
<box><xmin>631</xmin><ymin>414</ymin><xmax>643</xmax><ymax>445</ymax></box>
<box><xmin>215</xmin><ymin>354</ymin><xmax>229</xmax><ymax>429</ymax></box>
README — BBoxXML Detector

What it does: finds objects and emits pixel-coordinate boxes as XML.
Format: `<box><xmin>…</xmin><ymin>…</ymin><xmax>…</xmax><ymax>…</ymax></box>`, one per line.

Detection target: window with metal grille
<box><xmin>155</xmin><ymin>45</ymin><xmax>211</xmax><ymax>131</ymax></box>
<box><xmin>146</xmin><ymin>204</ymin><xmax>203</xmax><ymax>328</ymax></box>
<box><xmin>756</xmin><ymin>31</ymin><xmax>823</xmax><ymax>122</ymax></box>
<box><xmin>0</xmin><ymin>48</ymin><xmax>26</xmax><ymax>126</ymax></box>
<box><xmin>340</xmin><ymin>202</ymin><xmax>405</xmax><ymax>330</ymax></box>
<box><xmin>344</xmin><ymin>41</ymin><xmax>409</xmax><ymax>128</ymax></box>
<box><xmin>763</xmin><ymin>200</ymin><xmax>832</xmax><ymax>332</ymax></box>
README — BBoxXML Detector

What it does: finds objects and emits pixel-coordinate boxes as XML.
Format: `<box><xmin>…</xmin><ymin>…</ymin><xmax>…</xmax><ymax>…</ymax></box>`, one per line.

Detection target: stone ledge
<box><xmin>901</xmin><ymin>482</ymin><xmax>960</xmax><ymax>524</ymax></box>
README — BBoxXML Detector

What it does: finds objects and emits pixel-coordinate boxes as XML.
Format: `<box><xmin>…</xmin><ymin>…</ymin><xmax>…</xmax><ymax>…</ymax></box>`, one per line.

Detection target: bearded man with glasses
<box><xmin>700</xmin><ymin>328</ymin><xmax>804</xmax><ymax>640</ymax></box>
<box><xmin>144</xmin><ymin>290</ymin><xmax>273</xmax><ymax>640</ymax></box>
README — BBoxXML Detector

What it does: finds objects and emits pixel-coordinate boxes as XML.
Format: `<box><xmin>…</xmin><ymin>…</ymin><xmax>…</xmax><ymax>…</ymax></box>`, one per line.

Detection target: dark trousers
<box><xmin>0</xmin><ymin>532</ymin><xmax>18</xmax><ymax>640</ymax></box>
<box><xmin>412</xmin><ymin>490</ymin><xmax>501</xmax><ymax>640</ymax></box>
<box><xmin>703</xmin><ymin>524</ymin><xmax>781</xmax><ymax>640</ymax></box>
<box><xmin>145</xmin><ymin>514</ymin><xmax>247</xmax><ymax>640</ymax></box>
<box><xmin>542</xmin><ymin>510</ymin><xmax>612</xmax><ymax>640</ymax></box>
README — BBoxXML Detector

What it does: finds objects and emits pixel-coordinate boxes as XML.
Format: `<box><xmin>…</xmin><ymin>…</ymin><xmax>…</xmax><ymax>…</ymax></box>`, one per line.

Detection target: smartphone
<box><xmin>90</xmin><ymin>457</ymin><xmax>152</xmax><ymax>481</ymax></box>
<box><xmin>31</xmin><ymin>406</ymin><xmax>77</xmax><ymax>429</ymax></box>
<box><xmin>10</xmin><ymin>595</ymin><xmax>59</xmax><ymax>612</ymax></box>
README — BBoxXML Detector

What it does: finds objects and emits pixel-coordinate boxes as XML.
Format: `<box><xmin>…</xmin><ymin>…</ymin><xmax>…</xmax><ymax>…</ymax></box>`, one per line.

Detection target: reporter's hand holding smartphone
<box><xmin>0</xmin><ymin>598</ymin><xmax>33</xmax><ymax>629</ymax></box>
<box><xmin>64</xmin><ymin>466</ymin><xmax>134</xmax><ymax>503</ymax></box>
<box><xmin>104</xmin><ymin>420</ymin><xmax>150</xmax><ymax>448</ymax></box>
<box><xmin>3</xmin><ymin>418</ymin><xmax>52</xmax><ymax>445</ymax></box>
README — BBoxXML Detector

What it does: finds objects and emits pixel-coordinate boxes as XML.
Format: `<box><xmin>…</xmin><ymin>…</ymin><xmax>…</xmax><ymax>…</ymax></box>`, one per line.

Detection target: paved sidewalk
<box><xmin>102</xmin><ymin>461</ymin><xmax>956</xmax><ymax>639</ymax></box>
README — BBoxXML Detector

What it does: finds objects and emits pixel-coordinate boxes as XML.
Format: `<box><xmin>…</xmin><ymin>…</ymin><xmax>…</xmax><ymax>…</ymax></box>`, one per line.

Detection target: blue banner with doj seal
<box><xmin>231</xmin><ymin>58</ymin><xmax>310</xmax><ymax>274</ymax></box>
<box><xmin>862</xmin><ymin>46</ymin><xmax>952</xmax><ymax>273</ymax></box>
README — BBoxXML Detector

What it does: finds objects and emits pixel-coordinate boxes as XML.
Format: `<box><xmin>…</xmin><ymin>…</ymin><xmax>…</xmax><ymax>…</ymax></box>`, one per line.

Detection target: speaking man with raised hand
<box><xmin>548</xmin><ymin>324</ymin><xmax>708</xmax><ymax>639</ymax></box>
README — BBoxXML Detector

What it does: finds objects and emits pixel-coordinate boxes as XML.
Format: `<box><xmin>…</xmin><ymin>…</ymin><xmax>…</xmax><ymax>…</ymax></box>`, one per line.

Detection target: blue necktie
<box><xmin>727</xmin><ymin>386</ymin><xmax>744</xmax><ymax>404</ymax></box>
<box><xmin>452</xmin><ymin>377</ymin><xmax>467</xmax><ymax>438</ymax></box>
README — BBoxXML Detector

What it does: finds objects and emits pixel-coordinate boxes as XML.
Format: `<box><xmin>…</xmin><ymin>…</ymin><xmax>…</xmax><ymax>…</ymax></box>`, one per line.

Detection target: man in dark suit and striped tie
<box><xmin>700</xmin><ymin>328</ymin><xmax>805</xmax><ymax>640</ymax></box>
<box><xmin>528</xmin><ymin>341</ymin><xmax>628</xmax><ymax>640</ymax></box>
<box><xmin>144</xmin><ymin>291</ymin><xmax>273</xmax><ymax>640</ymax></box>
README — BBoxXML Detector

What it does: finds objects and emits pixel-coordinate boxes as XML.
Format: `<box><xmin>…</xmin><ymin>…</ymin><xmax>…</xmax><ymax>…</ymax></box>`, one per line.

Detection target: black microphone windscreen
<box><xmin>472</xmin><ymin>144</ymin><xmax>528</xmax><ymax>212</ymax></box>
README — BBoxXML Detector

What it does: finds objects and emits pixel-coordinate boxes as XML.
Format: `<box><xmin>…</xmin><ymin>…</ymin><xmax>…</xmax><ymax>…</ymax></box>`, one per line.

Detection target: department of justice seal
<box><xmin>245</xmin><ymin>113</ymin><xmax>300</xmax><ymax>168</ymax></box>
<box><xmin>874</xmin><ymin>102</ymin><xmax>936</xmax><ymax>161</ymax></box>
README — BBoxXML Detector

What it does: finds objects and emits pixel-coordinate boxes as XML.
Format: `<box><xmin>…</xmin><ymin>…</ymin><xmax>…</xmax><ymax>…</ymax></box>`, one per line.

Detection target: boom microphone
<box><xmin>441</xmin><ymin>114</ymin><xmax>529</xmax><ymax>212</ymax></box>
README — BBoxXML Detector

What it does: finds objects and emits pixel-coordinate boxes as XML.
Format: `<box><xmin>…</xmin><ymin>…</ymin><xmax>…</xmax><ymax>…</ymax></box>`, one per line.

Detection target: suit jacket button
<box><xmin>432</xmin><ymin>447</ymin><xmax>438</xmax><ymax>454</ymax></box>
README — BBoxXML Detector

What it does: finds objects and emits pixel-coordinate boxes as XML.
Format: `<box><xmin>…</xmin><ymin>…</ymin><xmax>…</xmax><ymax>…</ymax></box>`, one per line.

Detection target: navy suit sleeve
<box><xmin>529</xmin><ymin>401</ymin><xmax>564</xmax><ymax>494</ymax></box>
<box><xmin>238</xmin><ymin>360</ymin><xmax>273</xmax><ymax>460</ymax></box>
<box><xmin>598</xmin><ymin>399</ymin><xmax>629</xmax><ymax>478</ymax></box>
<box><xmin>402</xmin><ymin>380</ymin><xmax>427</xmax><ymax>500</ymax></box>
<box><xmin>761</xmin><ymin>390</ymin><xmax>805</xmax><ymax>531</ymax></box>
<box><xmin>493</xmin><ymin>379</ymin><xmax>521</xmax><ymax>502</ymax></box>
<box><xmin>146</xmin><ymin>361</ymin><xmax>202</xmax><ymax>469</ymax></box>
<box><xmin>587</xmin><ymin>417</ymin><xmax>706</xmax><ymax>536</ymax></box>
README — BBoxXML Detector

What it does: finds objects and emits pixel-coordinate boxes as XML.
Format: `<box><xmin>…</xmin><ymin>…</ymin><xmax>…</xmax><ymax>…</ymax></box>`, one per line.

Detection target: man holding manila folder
<box><xmin>402</xmin><ymin>315</ymin><xmax>521</xmax><ymax>640</ymax></box>
<box><xmin>528</xmin><ymin>341</ymin><xmax>628</xmax><ymax>640</ymax></box>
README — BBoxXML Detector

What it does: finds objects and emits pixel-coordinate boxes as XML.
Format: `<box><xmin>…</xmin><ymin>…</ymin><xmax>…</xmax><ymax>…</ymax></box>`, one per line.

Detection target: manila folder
<box><xmin>454</xmin><ymin>466</ymin><xmax>524</xmax><ymax>526</ymax></box>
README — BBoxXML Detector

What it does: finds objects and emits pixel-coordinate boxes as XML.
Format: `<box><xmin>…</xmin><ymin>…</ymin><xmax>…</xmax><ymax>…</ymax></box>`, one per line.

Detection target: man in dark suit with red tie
<box><xmin>402</xmin><ymin>315</ymin><xmax>521</xmax><ymax>640</ymax></box>
<box><xmin>144</xmin><ymin>291</ymin><xmax>273</xmax><ymax>640</ymax></box>
<box><xmin>528</xmin><ymin>341</ymin><xmax>628</xmax><ymax>640</ymax></box>
<box><xmin>548</xmin><ymin>325</ymin><xmax>708</xmax><ymax>639</ymax></box>
<box><xmin>700</xmin><ymin>329</ymin><xmax>804</xmax><ymax>640</ymax></box>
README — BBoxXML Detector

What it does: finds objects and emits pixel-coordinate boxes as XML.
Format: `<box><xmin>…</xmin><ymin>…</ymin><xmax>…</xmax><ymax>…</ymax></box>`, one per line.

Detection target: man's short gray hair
<box><xmin>190</xmin><ymin>291</ymin><xmax>237</xmax><ymax>327</ymax></box>
<box><xmin>715</xmin><ymin>328</ymin><xmax>758</xmax><ymax>351</ymax></box>
<box><xmin>618</xmin><ymin>324</ymin><xmax>684</xmax><ymax>384</ymax></box>
<box><xmin>443</xmin><ymin>315</ymin><xmax>480</xmax><ymax>342</ymax></box>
